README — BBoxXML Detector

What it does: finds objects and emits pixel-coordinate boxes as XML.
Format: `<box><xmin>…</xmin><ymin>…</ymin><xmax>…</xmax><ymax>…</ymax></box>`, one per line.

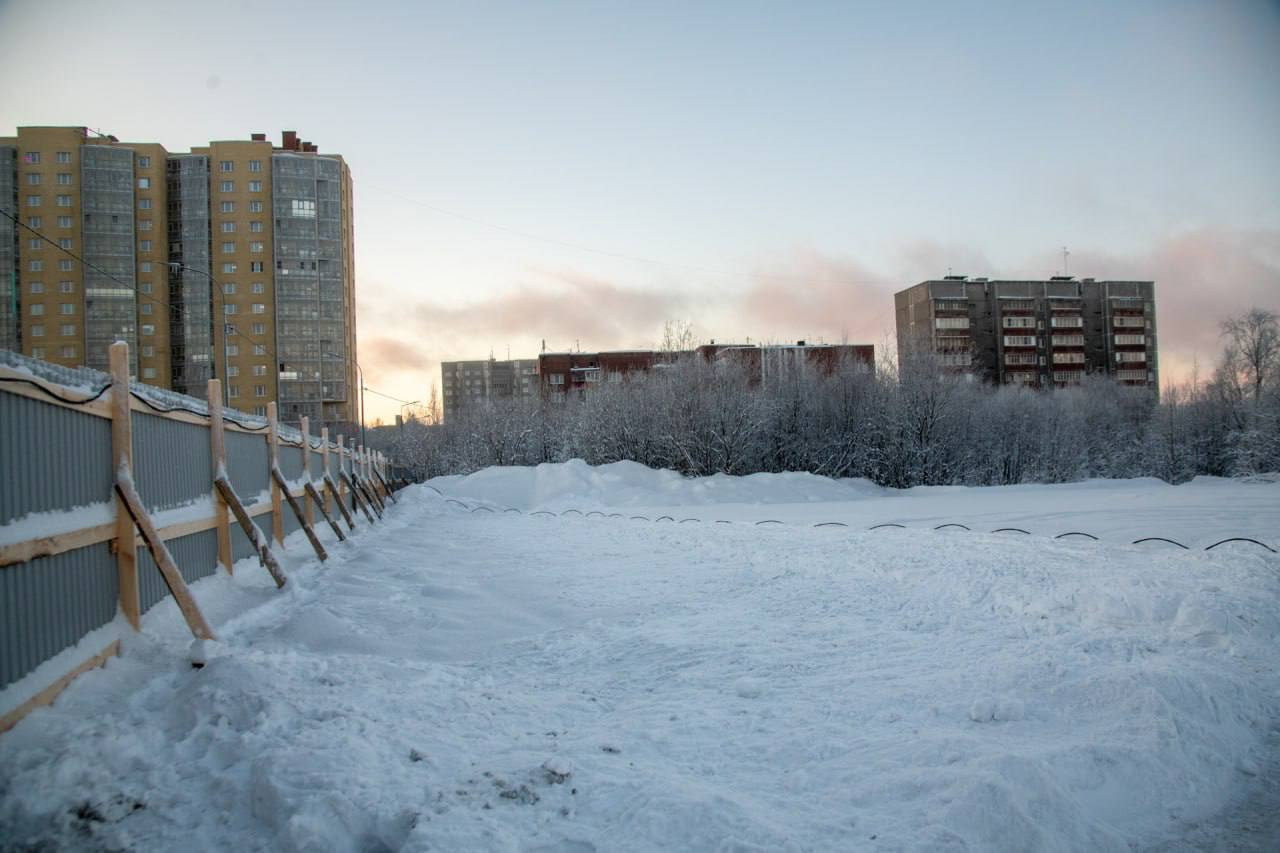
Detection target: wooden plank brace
<box><xmin>324</xmin><ymin>474</ymin><xmax>357</xmax><ymax>530</ymax></box>
<box><xmin>270</xmin><ymin>467</ymin><xmax>328</xmax><ymax>562</ymax></box>
<box><xmin>113</xmin><ymin>477</ymin><xmax>216</xmax><ymax>640</ymax></box>
<box><xmin>340</xmin><ymin>470</ymin><xmax>378</xmax><ymax>523</ymax></box>
<box><xmin>213</xmin><ymin>476</ymin><xmax>288</xmax><ymax>588</ymax></box>
<box><xmin>304</xmin><ymin>481</ymin><xmax>346</xmax><ymax>542</ymax></box>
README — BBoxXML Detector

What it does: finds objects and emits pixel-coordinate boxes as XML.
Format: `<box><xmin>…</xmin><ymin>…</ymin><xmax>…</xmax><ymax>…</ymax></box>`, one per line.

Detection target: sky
<box><xmin>2</xmin><ymin>0</ymin><xmax>1278</xmax><ymax>422</ymax></box>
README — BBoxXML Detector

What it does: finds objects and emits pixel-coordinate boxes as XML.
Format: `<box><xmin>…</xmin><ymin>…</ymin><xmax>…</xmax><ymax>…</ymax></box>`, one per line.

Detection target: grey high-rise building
<box><xmin>894</xmin><ymin>276</ymin><xmax>1158</xmax><ymax>389</ymax></box>
<box><xmin>440</xmin><ymin>358</ymin><xmax>540</xmax><ymax>421</ymax></box>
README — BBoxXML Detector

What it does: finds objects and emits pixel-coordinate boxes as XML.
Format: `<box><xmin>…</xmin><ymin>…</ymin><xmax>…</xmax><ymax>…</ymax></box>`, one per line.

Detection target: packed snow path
<box><xmin>1</xmin><ymin>467</ymin><xmax>1278</xmax><ymax>851</ymax></box>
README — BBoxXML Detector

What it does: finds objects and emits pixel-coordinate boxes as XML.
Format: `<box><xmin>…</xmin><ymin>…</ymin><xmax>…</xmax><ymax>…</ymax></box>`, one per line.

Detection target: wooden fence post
<box><xmin>208</xmin><ymin>378</ymin><xmax>233</xmax><ymax>575</ymax></box>
<box><xmin>321</xmin><ymin>427</ymin><xmax>332</xmax><ymax>516</ymax></box>
<box><xmin>300</xmin><ymin>416</ymin><xmax>314</xmax><ymax>527</ymax></box>
<box><xmin>336</xmin><ymin>435</ymin><xmax>348</xmax><ymax>505</ymax></box>
<box><xmin>268</xmin><ymin>401</ymin><xmax>284</xmax><ymax>544</ymax></box>
<box><xmin>109</xmin><ymin>342</ymin><xmax>139</xmax><ymax>631</ymax></box>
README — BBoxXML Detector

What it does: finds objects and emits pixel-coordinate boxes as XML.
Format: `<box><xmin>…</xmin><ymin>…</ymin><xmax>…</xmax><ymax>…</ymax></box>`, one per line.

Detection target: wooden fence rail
<box><xmin>0</xmin><ymin>342</ymin><xmax>403</xmax><ymax>732</ymax></box>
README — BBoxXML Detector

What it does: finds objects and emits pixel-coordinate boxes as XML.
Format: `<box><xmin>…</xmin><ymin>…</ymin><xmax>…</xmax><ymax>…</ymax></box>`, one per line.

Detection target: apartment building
<box><xmin>537</xmin><ymin>350</ymin><xmax>657</xmax><ymax>397</ymax></box>
<box><xmin>440</xmin><ymin>357</ymin><xmax>540</xmax><ymax>420</ymax></box>
<box><xmin>696</xmin><ymin>341</ymin><xmax>874</xmax><ymax>386</ymax></box>
<box><xmin>894</xmin><ymin>276</ymin><xmax>1158</xmax><ymax>388</ymax></box>
<box><xmin>0</xmin><ymin>126</ymin><xmax>358</xmax><ymax>431</ymax></box>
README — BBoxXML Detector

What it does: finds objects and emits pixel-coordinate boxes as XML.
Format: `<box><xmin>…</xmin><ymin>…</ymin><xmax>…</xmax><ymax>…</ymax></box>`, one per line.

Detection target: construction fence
<box><xmin>0</xmin><ymin>342</ymin><xmax>403</xmax><ymax>731</ymax></box>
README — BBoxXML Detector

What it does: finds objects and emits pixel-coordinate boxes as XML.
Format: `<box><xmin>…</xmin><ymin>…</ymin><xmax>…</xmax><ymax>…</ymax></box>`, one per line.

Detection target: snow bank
<box><xmin>1</xmin><ymin>470</ymin><xmax>1277</xmax><ymax>850</ymax></box>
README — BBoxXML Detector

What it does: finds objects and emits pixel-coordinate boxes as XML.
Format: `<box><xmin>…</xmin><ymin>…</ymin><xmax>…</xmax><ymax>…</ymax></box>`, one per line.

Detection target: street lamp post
<box><xmin>325</xmin><ymin>350</ymin><xmax>365</xmax><ymax>447</ymax></box>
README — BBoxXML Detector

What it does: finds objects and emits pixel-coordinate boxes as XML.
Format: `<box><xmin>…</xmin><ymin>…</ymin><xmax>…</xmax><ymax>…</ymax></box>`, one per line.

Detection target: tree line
<box><xmin>380</xmin><ymin>309</ymin><xmax>1279</xmax><ymax>487</ymax></box>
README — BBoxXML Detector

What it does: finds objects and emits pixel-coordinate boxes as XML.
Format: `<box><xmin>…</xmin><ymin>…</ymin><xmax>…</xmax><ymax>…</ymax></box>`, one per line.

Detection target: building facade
<box><xmin>440</xmin><ymin>358</ymin><xmax>540</xmax><ymax>420</ymax></box>
<box><xmin>0</xmin><ymin>126</ymin><xmax>357</xmax><ymax>431</ymax></box>
<box><xmin>894</xmin><ymin>276</ymin><xmax>1158</xmax><ymax>389</ymax></box>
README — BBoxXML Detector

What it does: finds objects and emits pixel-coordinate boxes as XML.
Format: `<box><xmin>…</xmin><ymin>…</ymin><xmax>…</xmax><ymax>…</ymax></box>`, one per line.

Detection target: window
<box><xmin>56</xmin><ymin>195</ymin><xmax>72</xmax><ymax>207</ymax></box>
<box><xmin>138</xmin><ymin>220</ymin><xmax>152</xmax><ymax>231</ymax></box>
<box><xmin>30</xmin><ymin>325</ymin><xmax>44</xmax><ymax>337</ymax></box>
<box><xmin>224</xmin><ymin>304</ymin><xmax>238</xmax><ymax>314</ymax></box>
<box><xmin>220</xmin><ymin>201</ymin><xmax>235</xmax><ymax>213</ymax></box>
<box><xmin>250</xmin><ymin>261</ymin><xmax>264</xmax><ymax>272</ymax></box>
<box><xmin>24</xmin><ymin>152</ymin><xmax>40</xmax><ymax>164</ymax></box>
<box><xmin>139</xmin><ymin>239</ymin><xmax>152</xmax><ymax>252</ymax></box>
<box><xmin>29</xmin><ymin>237</ymin><xmax>42</xmax><ymax>250</ymax></box>
<box><xmin>56</xmin><ymin>151</ymin><xmax>71</xmax><ymax>164</ymax></box>
<box><xmin>222</xmin><ymin>263</ymin><xmax>237</xmax><ymax>273</ymax></box>
<box><xmin>249</xmin><ymin>180</ymin><xmax>262</xmax><ymax>192</ymax></box>
<box><xmin>60</xmin><ymin>324</ymin><xmax>75</xmax><ymax>336</ymax></box>
<box><xmin>31</xmin><ymin>347</ymin><xmax>45</xmax><ymax>358</ymax></box>
<box><xmin>140</xmin><ymin>303</ymin><xmax>151</xmax><ymax>315</ymax></box>
<box><xmin>251</xmin><ymin>303</ymin><xmax>265</xmax><ymax>314</ymax></box>
<box><xmin>27</xmin><ymin>216</ymin><xmax>41</xmax><ymax>228</ymax></box>
<box><xmin>140</xmin><ymin>282</ymin><xmax>152</xmax><ymax>294</ymax></box>
<box><xmin>248</xmin><ymin>201</ymin><xmax>263</xmax><ymax>212</ymax></box>
<box><xmin>142</xmin><ymin>367</ymin><xmax>156</xmax><ymax>379</ymax></box>
<box><xmin>138</xmin><ymin>177</ymin><xmax>150</xmax><ymax>189</ymax></box>
<box><xmin>222</xmin><ymin>221</ymin><xmax>236</xmax><ymax>233</ymax></box>
<box><xmin>250</xmin><ymin>221</ymin><xmax>263</xmax><ymax>232</ymax></box>
<box><xmin>252</xmin><ymin>365</ymin><xmax>267</xmax><ymax>376</ymax></box>
<box><xmin>59</xmin><ymin>281</ymin><xmax>74</xmax><ymax>293</ymax></box>
<box><xmin>30</xmin><ymin>304</ymin><xmax>44</xmax><ymax>316</ymax></box>
<box><xmin>253</xmin><ymin>344</ymin><xmax>266</xmax><ymax>356</ymax></box>
<box><xmin>27</xmin><ymin>173</ymin><xmax>41</xmax><ymax>186</ymax></box>
<box><xmin>252</xmin><ymin>323</ymin><xmax>265</xmax><ymax>335</ymax></box>
<box><xmin>291</xmin><ymin>199</ymin><xmax>316</xmax><ymax>218</ymax></box>
<box><xmin>221</xmin><ymin>180</ymin><xmax>234</xmax><ymax>192</ymax></box>
<box><xmin>59</xmin><ymin>303</ymin><xmax>75</xmax><ymax>315</ymax></box>
<box><xmin>141</xmin><ymin>324</ymin><xmax>154</xmax><ymax>336</ymax></box>
<box><xmin>249</xmin><ymin>159</ymin><xmax>262</xmax><ymax>172</ymax></box>
<box><xmin>58</xmin><ymin>238</ymin><xmax>72</xmax><ymax>250</ymax></box>
<box><xmin>26</xmin><ymin>195</ymin><xmax>41</xmax><ymax>207</ymax></box>
<box><xmin>548</xmin><ymin>373</ymin><xmax>565</xmax><ymax>385</ymax></box>
<box><xmin>228</xmin><ymin>386</ymin><xmax>240</xmax><ymax>398</ymax></box>
<box><xmin>250</xmin><ymin>241</ymin><xmax>264</xmax><ymax>253</ymax></box>
<box><xmin>139</xmin><ymin>261</ymin><xmax>151</xmax><ymax>273</ymax></box>
<box><xmin>226</xmin><ymin>344</ymin><xmax>239</xmax><ymax>356</ymax></box>
<box><xmin>254</xmin><ymin>406</ymin><xmax>266</xmax><ymax>416</ymax></box>
<box><xmin>57</xmin><ymin>215</ymin><xmax>71</xmax><ymax>228</ymax></box>
<box><xmin>221</xmin><ymin>241</ymin><xmax>235</xmax><ymax>253</ymax></box>
<box><xmin>254</xmin><ymin>384</ymin><xmax>267</xmax><ymax>397</ymax></box>
<box><xmin>58</xmin><ymin>259</ymin><xmax>73</xmax><ymax>271</ymax></box>
<box><xmin>29</xmin><ymin>260</ymin><xmax>42</xmax><ymax>272</ymax></box>
<box><xmin>56</xmin><ymin>173</ymin><xmax>71</xmax><ymax>185</ymax></box>
<box><xmin>223</xmin><ymin>283</ymin><xmax>236</xmax><ymax>294</ymax></box>
<box><xmin>29</xmin><ymin>282</ymin><xmax>43</xmax><ymax>293</ymax></box>
<box><xmin>227</xmin><ymin>365</ymin><xmax>240</xmax><ymax>377</ymax></box>
<box><xmin>142</xmin><ymin>346</ymin><xmax>154</xmax><ymax>357</ymax></box>
<box><xmin>220</xmin><ymin>160</ymin><xmax>234</xmax><ymax>172</ymax></box>
<box><xmin>138</xmin><ymin>156</ymin><xmax>150</xmax><ymax>168</ymax></box>
<box><xmin>251</xmin><ymin>282</ymin><xmax>264</xmax><ymax>293</ymax></box>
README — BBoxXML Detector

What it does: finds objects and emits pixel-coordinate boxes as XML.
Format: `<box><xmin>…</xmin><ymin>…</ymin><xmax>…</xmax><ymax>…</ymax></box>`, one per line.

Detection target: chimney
<box><xmin>282</xmin><ymin>130</ymin><xmax>298</xmax><ymax>150</ymax></box>
<box><xmin>251</xmin><ymin>132</ymin><xmax>266</xmax><ymax>141</ymax></box>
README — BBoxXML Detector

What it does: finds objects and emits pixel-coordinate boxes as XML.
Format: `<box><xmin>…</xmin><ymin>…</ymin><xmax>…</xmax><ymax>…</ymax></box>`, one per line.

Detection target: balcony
<box><xmin>1116</xmin><ymin>351</ymin><xmax>1146</xmax><ymax>364</ymax></box>
<box><xmin>1001</xmin><ymin>316</ymin><xmax>1036</xmax><ymax>329</ymax></box>
<box><xmin>934</xmin><ymin>317</ymin><xmax>970</xmax><ymax>330</ymax></box>
<box><xmin>1116</xmin><ymin>369</ymin><xmax>1149</xmax><ymax>382</ymax></box>
<box><xmin>1114</xmin><ymin>334</ymin><xmax>1146</xmax><ymax>346</ymax></box>
<box><xmin>1052</xmin><ymin>352</ymin><xmax>1085</xmax><ymax>364</ymax></box>
<box><xmin>1051</xmin><ymin>335</ymin><xmax>1084</xmax><ymax>347</ymax></box>
<box><xmin>1050</xmin><ymin>316</ymin><xmax>1082</xmax><ymax>328</ymax></box>
<box><xmin>1002</xmin><ymin>335</ymin><xmax>1037</xmax><ymax>348</ymax></box>
<box><xmin>1113</xmin><ymin>316</ymin><xmax>1145</xmax><ymax>328</ymax></box>
<box><xmin>1004</xmin><ymin>352</ymin><xmax>1038</xmax><ymax>366</ymax></box>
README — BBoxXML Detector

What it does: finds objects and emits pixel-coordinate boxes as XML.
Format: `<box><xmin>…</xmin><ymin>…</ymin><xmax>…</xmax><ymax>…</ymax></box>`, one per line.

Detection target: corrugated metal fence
<box><xmin>0</xmin><ymin>347</ymin><xmax>396</xmax><ymax>714</ymax></box>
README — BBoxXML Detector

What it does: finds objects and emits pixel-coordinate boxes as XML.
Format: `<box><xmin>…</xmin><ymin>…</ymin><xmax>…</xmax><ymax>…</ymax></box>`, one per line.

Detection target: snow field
<box><xmin>0</xmin><ymin>463</ymin><xmax>1277</xmax><ymax>851</ymax></box>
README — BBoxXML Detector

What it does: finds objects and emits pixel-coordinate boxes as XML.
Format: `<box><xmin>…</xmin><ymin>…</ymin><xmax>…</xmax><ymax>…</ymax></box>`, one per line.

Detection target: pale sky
<box><xmin>3</xmin><ymin>0</ymin><xmax>1278</xmax><ymax>421</ymax></box>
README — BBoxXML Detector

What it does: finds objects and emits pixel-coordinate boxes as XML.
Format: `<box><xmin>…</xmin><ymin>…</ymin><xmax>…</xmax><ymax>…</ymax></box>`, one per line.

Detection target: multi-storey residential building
<box><xmin>696</xmin><ymin>341</ymin><xmax>874</xmax><ymax>387</ymax></box>
<box><xmin>537</xmin><ymin>350</ymin><xmax>658</xmax><ymax>398</ymax></box>
<box><xmin>440</xmin><ymin>358</ymin><xmax>540</xmax><ymax>420</ymax></box>
<box><xmin>0</xmin><ymin>126</ymin><xmax>357</xmax><ymax>432</ymax></box>
<box><xmin>894</xmin><ymin>276</ymin><xmax>1158</xmax><ymax>389</ymax></box>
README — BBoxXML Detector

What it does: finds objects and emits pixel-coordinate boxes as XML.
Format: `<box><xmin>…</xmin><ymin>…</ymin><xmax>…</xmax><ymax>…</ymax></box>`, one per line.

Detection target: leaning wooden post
<box><xmin>109</xmin><ymin>342</ymin><xmax>140</xmax><ymax>630</ymax></box>
<box><xmin>337</xmin><ymin>435</ymin><xmax>348</xmax><ymax>505</ymax></box>
<box><xmin>300</xmin><ymin>416</ymin><xmax>314</xmax><ymax>527</ymax></box>
<box><xmin>320</xmin><ymin>427</ymin><xmax>332</xmax><ymax>516</ymax></box>
<box><xmin>207</xmin><ymin>379</ymin><xmax>233</xmax><ymax>575</ymax></box>
<box><xmin>268</xmin><ymin>401</ymin><xmax>284</xmax><ymax>544</ymax></box>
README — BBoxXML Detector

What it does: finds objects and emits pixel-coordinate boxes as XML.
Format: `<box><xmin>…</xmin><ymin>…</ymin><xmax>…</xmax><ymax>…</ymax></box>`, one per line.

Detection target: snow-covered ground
<box><xmin>1</xmin><ymin>462</ymin><xmax>1278</xmax><ymax>851</ymax></box>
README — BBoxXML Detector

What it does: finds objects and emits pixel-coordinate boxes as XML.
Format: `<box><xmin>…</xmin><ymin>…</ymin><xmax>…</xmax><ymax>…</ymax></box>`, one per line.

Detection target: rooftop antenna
<box><xmin>541</xmin><ymin>338</ymin><xmax>546</xmax><ymax>353</ymax></box>
<box><xmin>1062</xmin><ymin>246</ymin><xmax>1069</xmax><ymax>276</ymax></box>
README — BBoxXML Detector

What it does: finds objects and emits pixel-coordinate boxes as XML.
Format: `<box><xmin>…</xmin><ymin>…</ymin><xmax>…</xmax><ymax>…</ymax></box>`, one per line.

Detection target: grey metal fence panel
<box><xmin>279</xmin><ymin>443</ymin><xmax>304</xmax><ymax>481</ymax></box>
<box><xmin>281</xmin><ymin>505</ymin><xmax>300</xmax><ymax>538</ymax></box>
<box><xmin>230</xmin><ymin>513</ymin><xmax>273</xmax><ymax>563</ymax></box>
<box><xmin>0</xmin><ymin>393</ymin><xmax>112</xmax><ymax>526</ymax></box>
<box><xmin>137</xmin><ymin>529</ymin><xmax>220</xmax><ymax>615</ymax></box>
<box><xmin>132</xmin><ymin>412</ymin><xmax>213</xmax><ymax>513</ymax></box>
<box><xmin>0</xmin><ymin>543</ymin><xmax>117</xmax><ymax>690</ymax></box>
<box><xmin>225</xmin><ymin>431</ymin><xmax>269</xmax><ymax>500</ymax></box>
<box><xmin>312</xmin><ymin>447</ymin><xmax>325</xmax><ymax>480</ymax></box>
